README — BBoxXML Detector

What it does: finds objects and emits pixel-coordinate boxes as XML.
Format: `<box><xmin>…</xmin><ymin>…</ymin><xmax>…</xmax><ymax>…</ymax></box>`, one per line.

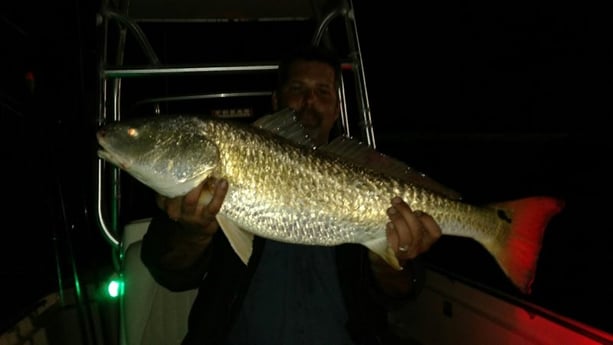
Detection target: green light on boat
<box><xmin>106</xmin><ymin>275</ymin><xmax>123</xmax><ymax>299</ymax></box>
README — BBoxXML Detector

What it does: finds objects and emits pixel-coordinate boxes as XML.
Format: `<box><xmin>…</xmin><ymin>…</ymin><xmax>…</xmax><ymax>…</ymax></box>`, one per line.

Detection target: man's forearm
<box><xmin>141</xmin><ymin>215</ymin><xmax>214</xmax><ymax>291</ymax></box>
<box><xmin>368</xmin><ymin>252</ymin><xmax>421</xmax><ymax>298</ymax></box>
<box><xmin>160</xmin><ymin>225</ymin><xmax>214</xmax><ymax>270</ymax></box>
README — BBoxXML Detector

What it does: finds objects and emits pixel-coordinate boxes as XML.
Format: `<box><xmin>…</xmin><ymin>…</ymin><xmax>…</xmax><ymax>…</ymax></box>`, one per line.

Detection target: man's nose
<box><xmin>302</xmin><ymin>88</ymin><xmax>316</xmax><ymax>104</ymax></box>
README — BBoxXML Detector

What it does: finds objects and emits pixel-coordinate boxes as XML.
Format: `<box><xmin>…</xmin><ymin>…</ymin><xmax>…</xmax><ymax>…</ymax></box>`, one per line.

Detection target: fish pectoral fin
<box><xmin>362</xmin><ymin>238</ymin><xmax>402</xmax><ymax>271</ymax></box>
<box><xmin>215</xmin><ymin>214</ymin><xmax>253</xmax><ymax>265</ymax></box>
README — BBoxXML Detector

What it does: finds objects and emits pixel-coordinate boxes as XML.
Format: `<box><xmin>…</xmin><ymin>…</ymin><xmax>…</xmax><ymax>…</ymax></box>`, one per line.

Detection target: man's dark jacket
<box><xmin>141</xmin><ymin>213</ymin><xmax>424</xmax><ymax>345</ymax></box>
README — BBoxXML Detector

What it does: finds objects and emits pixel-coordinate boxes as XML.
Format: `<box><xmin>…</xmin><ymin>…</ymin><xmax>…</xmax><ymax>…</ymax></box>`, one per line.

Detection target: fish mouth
<box><xmin>97</xmin><ymin>149</ymin><xmax>131</xmax><ymax>170</ymax></box>
<box><xmin>96</xmin><ymin>132</ymin><xmax>132</xmax><ymax>170</ymax></box>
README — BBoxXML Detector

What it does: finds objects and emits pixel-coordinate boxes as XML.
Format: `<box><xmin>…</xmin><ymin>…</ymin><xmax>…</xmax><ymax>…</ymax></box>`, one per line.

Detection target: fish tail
<box><xmin>488</xmin><ymin>196</ymin><xmax>565</xmax><ymax>294</ymax></box>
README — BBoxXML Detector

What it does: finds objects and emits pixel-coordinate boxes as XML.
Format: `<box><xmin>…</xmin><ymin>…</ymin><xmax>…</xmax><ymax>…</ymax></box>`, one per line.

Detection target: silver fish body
<box><xmin>97</xmin><ymin>112</ymin><xmax>564</xmax><ymax>294</ymax></box>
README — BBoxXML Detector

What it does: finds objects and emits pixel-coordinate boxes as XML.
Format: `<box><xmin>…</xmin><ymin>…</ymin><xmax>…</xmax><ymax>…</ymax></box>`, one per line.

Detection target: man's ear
<box><xmin>334</xmin><ymin>99</ymin><xmax>341</xmax><ymax>120</ymax></box>
<box><xmin>271</xmin><ymin>91</ymin><xmax>279</xmax><ymax>111</ymax></box>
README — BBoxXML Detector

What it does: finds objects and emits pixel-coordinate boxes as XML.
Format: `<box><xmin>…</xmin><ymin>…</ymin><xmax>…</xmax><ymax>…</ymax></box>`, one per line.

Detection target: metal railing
<box><xmin>95</xmin><ymin>0</ymin><xmax>375</xmax><ymax>250</ymax></box>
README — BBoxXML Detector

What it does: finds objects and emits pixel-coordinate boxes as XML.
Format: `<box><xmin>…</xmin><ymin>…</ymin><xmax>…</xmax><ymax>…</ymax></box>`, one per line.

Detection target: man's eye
<box><xmin>317</xmin><ymin>88</ymin><xmax>333</xmax><ymax>97</ymax></box>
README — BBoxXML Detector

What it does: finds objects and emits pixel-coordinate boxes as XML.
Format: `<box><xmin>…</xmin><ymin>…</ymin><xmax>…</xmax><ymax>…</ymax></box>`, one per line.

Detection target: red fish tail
<box><xmin>489</xmin><ymin>196</ymin><xmax>565</xmax><ymax>294</ymax></box>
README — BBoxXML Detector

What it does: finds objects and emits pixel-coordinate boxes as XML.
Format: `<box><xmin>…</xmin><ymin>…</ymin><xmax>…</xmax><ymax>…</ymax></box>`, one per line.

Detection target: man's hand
<box><xmin>155</xmin><ymin>178</ymin><xmax>228</xmax><ymax>269</ymax></box>
<box><xmin>385</xmin><ymin>196</ymin><xmax>441</xmax><ymax>266</ymax></box>
<box><xmin>156</xmin><ymin>178</ymin><xmax>228</xmax><ymax>235</ymax></box>
<box><xmin>369</xmin><ymin>196</ymin><xmax>442</xmax><ymax>297</ymax></box>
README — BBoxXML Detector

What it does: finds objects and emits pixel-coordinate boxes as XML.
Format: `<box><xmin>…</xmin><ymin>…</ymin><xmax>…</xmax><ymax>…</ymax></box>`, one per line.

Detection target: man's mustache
<box><xmin>295</xmin><ymin>108</ymin><xmax>321</xmax><ymax>120</ymax></box>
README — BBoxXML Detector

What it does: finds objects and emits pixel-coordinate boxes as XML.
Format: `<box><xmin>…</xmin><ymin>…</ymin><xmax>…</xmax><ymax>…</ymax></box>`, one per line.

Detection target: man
<box><xmin>141</xmin><ymin>45</ymin><xmax>442</xmax><ymax>344</ymax></box>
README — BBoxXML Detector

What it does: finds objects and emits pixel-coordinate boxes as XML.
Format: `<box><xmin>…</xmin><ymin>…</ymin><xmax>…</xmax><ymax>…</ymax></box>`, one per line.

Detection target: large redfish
<box><xmin>96</xmin><ymin>108</ymin><xmax>564</xmax><ymax>294</ymax></box>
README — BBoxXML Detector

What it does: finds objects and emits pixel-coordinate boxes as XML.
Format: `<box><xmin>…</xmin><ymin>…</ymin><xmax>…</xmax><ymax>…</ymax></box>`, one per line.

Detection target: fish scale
<box><xmin>216</xmin><ymin>122</ymin><xmax>393</xmax><ymax>242</ymax></box>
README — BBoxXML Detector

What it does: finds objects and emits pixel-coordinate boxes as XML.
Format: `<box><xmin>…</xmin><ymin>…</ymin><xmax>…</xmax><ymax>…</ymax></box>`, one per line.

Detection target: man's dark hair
<box><xmin>276</xmin><ymin>45</ymin><xmax>342</xmax><ymax>91</ymax></box>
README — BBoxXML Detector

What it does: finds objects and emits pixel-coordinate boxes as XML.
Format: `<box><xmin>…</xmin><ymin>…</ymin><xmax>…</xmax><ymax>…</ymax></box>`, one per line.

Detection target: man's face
<box><xmin>273</xmin><ymin>60</ymin><xmax>340</xmax><ymax>145</ymax></box>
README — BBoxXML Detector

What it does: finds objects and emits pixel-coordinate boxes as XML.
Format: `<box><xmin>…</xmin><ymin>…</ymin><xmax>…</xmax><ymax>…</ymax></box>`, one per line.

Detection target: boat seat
<box><xmin>120</xmin><ymin>218</ymin><xmax>197</xmax><ymax>345</ymax></box>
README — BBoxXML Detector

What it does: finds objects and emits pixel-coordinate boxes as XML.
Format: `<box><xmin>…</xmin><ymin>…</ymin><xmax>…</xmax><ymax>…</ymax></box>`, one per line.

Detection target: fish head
<box><xmin>97</xmin><ymin>116</ymin><xmax>219</xmax><ymax>198</ymax></box>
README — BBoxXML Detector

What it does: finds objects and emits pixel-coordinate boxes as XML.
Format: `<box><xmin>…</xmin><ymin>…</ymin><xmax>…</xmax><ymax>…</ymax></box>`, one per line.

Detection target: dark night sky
<box><xmin>1</xmin><ymin>0</ymin><xmax>611</xmax><ymax>336</ymax></box>
<box><xmin>357</xmin><ymin>4</ymin><xmax>611</xmax><ymax>333</ymax></box>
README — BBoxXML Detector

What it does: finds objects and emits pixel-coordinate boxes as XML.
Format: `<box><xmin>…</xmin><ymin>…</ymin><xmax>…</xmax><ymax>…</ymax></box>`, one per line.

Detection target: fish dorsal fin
<box><xmin>320</xmin><ymin>136</ymin><xmax>463</xmax><ymax>200</ymax></box>
<box><xmin>254</xmin><ymin>107</ymin><xmax>461</xmax><ymax>200</ymax></box>
<box><xmin>252</xmin><ymin>108</ymin><xmax>317</xmax><ymax>149</ymax></box>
